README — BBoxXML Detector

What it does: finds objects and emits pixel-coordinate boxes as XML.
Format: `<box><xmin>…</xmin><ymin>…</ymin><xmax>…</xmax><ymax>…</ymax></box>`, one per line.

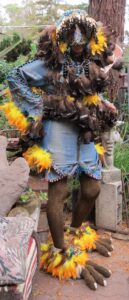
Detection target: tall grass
<box><xmin>114</xmin><ymin>143</ymin><xmax>129</xmax><ymax>173</ymax></box>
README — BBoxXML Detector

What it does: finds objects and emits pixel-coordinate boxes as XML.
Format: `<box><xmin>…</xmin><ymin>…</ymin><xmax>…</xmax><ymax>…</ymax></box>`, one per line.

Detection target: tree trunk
<box><xmin>88</xmin><ymin>0</ymin><xmax>126</xmax><ymax>101</ymax></box>
<box><xmin>88</xmin><ymin>0</ymin><xmax>126</xmax><ymax>43</ymax></box>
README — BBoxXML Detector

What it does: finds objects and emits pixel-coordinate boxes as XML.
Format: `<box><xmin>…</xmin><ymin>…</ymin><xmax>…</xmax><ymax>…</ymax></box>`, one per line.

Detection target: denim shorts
<box><xmin>41</xmin><ymin>120</ymin><xmax>102</xmax><ymax>182</ymax></box>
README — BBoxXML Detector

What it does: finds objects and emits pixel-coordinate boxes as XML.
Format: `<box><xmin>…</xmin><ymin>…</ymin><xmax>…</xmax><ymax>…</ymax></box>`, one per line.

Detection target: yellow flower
<box><xmin>95</xmin><ymin>143</ymin><xmax>106</xmax><ymax>156</ymax></box>
<box><xmin>23</xmin><ymin>145</ymin><xmax>52</xmax><ymax>172</ymax></box>
<box><xmin>59</xmin><ymin>42</ymin><xmax>67</xmax><ymax>53</ymax></box>
<box><xmin>83</xmin><ymin>94</ymin><xmax>101</xmax><ymax>106</ymax></box>
<box><xmin>89</xmin><ymin>29</ymin><xmax>107</xmax><ymax>55</ymax></box>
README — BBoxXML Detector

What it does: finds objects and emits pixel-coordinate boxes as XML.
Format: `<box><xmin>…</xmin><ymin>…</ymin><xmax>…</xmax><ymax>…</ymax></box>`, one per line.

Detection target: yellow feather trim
<box><xmin>95</xmin><ymin>143</ymin><xmax>106</xmax><ymax>156</ymax></box>
<box><xmin>0</xmin><ymin>102</ymin><xmax>29</xmax><ymax>134</ymax></box>
<box><xmin>23</xmin><ymin>145</ymin><xmax>52</xmax><ymax>172</ymax></box>
<box><xmin>3</xmin><ymin>88</ymin><xmax>12</xmax><ymax>99</ymax></box>
<box><xmin>41</xmin><ymin>243</ymin><xmax>50</xmax><ymax>252</ymax></box>
<box><xmin>83</xmin><ymin>94</ymin><xmax>101</xmax><ymax>106</ymax></box>
<box><xmin>66</xmin><ymin>95</ymin><xmax>75</xmax><ymax>103</ymax></box>
<box><xmin>89</xmin><ymin>29</ymin><xmax>107</xmax><ymax>56</ymax></box>
<box><xmin>59</xmin><ymin>42</ymin><xmax>67</xmax><ymax>53</ymax></box>
<box><xmin>31</xmin><ymin>87</ymin><xmax>45</xmax><ymax>96</ymax></box>
<box><xmin>74</xmin><ymin>226</ymin><xmax>99</xmax><ymax>251</ymax></box>
<box><xmin>40</xmin><ymin>243</ymin><xmax>88</xmax><ymax>280</ymax></box>
<box><xmin>51</xmin><ymin>30</ymin><xmax>57</xmax><ymax>44</ymax></box>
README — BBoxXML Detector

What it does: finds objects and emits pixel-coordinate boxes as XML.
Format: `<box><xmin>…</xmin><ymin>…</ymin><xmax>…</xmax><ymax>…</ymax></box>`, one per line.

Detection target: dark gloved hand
<box><xmin>74</xmin><ymin>75</ymin><xmax>91</xmax><ymax>95</ymax></box>
<box><xmin>27</xmin><ymin>117</ymin><xmax>44</xmax><ymax>140</ymax></box>
<box><xmin>79</xmin><ymin>130</ymin><xmax>94</xmax><ymax>144</ymax></box>
<box><xmin>97</xmin><ymin>101</ymin><xmax>118</xmax><ymax>130</ymax></box>
<box><xmin>77</xmin><ymin>104</ymin><xmax>99</xmax><ymax>133</ymax></box>
<box><xmin>20</xmin><ymin>117</ymin><xmax>43</xmax><ymax>150</ymax></box>
<box><xmin>58</xmin><ymin>98</ymin><xmax>78</xmax><ymax>120</ymax></box>
<box><xmin>81</xmin><ymin>260</ymin><xmax>112</xmax><ymax>290</ymax></box>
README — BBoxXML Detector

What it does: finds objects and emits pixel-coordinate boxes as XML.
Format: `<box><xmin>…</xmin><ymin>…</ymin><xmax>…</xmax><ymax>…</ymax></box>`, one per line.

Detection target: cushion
<box><xmin>0</xmin><ymin>237</ymin><xmax>37</xmax><ymax>300</ymax></box>
<box><xmin>0</xmin><ymin>216</ymin><xmax>35</xmax><ymax>285</ymax></box>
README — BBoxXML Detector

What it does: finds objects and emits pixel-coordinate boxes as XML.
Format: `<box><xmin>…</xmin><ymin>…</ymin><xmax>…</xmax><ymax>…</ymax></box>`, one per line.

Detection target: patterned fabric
<box><xmin>0</xmin><ymin>237</ymin><xmax>37</xmax><ymax>300</ymax></box>
<box><xmin>0</xmin><ymin>216</ymin><xmax>35</xmax><ymax>285</ymax></box>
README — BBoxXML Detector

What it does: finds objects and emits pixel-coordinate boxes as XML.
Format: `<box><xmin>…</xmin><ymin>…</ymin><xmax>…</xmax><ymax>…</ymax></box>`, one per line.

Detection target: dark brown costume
<box><xmin>36</xmin><ymin>11</ymin><xmax>119</xmax><ymax>250</ymax></box>
<box><xmin>7</xmin><ymin>10</ymin><xmax>121</xmax><ymax>251</ymax></box>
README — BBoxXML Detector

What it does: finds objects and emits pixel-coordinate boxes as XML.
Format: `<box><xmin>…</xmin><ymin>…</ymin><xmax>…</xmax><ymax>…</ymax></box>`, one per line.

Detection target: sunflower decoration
<box><xmin>89</xmin><ymin>28</ymin><xmax>107</xmax><ymax>55</ymax></box>
<box><xmin>82</xmin><ymin>95</ymin><xmax>101</xmax><ymax>106</ymax></box>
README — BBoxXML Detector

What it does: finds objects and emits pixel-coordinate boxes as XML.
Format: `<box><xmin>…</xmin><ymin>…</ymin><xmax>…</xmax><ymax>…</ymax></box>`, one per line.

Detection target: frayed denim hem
<box><xmin>46</xmin><ymin>162</ymin><xmax>102</xmax><ymax>182</ymax></box>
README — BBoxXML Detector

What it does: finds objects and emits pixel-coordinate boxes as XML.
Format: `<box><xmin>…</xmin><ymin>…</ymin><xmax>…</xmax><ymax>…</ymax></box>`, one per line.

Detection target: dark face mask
<box><xmin>70</xmin><ymin>24</ymin><xmax>87</xmax><ymax>47</ymax></box>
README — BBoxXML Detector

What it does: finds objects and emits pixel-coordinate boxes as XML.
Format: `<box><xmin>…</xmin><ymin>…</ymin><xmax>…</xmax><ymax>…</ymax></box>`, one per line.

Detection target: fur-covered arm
<box><xmin>7</xmin><ymin>59</ymin><xmax>47</xmax><ymax>119</ymax></box>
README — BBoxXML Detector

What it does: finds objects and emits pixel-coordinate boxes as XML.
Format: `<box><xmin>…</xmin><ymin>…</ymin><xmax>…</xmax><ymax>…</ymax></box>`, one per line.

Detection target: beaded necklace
<box><xmin>61</xmin><ymin>52</ymin><xmax>90</xmax><ymax>81</ymax></box>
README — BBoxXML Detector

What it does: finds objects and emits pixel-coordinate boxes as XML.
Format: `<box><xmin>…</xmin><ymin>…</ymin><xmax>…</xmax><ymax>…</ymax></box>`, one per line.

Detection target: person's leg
<box><xmin>47</xmin><ymin>177</ymin><xmax>68</xmax><ymax>250</ymax></box>
<box><xmin>71</xmin><ymin>174</ymin><xmax>100</xmax><ymax>228</ymax></box>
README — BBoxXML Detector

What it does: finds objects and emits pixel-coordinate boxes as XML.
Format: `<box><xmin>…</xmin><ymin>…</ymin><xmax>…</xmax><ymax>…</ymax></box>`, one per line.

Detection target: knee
<box><xmin>81</xmin><ymin>179</ymin><xmax>101</xmax><ymax>200</ymax></box>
